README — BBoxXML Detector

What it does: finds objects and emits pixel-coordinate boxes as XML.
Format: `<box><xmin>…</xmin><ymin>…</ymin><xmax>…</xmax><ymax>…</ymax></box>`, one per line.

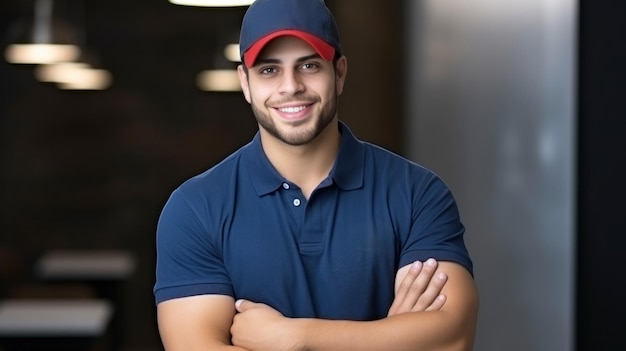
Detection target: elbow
<box><xmin>454</xmin><ymin>283</ymin><xmax>480</xmax><ymax>351</ymax></box>
<box><xmin>447</xmin><ymin>333</ymin><xmax>477</xmax><ymax>351</ymax></box>
<box><xmin>436</xmin><ymin>324</ymin><xmax>477</xmax><ymax>351</ymax></box>
<box><xmin>444</xmin><ymin>294</ymin><xmax>479</xmax><ymax>351</ymax></box>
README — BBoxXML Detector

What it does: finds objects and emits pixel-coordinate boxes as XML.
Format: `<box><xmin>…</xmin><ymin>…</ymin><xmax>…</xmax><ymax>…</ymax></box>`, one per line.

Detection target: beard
<box><xmin>251</xmin><ymin>92</ymin><xmax>338</xmax><ymax>146</ymax></box>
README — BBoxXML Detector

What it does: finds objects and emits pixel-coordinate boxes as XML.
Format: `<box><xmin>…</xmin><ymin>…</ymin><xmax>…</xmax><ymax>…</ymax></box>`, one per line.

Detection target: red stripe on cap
<box><xmin>243</xmin><ymin>29</ymin><xmax>335</xmax><ymax>67</ymax></box>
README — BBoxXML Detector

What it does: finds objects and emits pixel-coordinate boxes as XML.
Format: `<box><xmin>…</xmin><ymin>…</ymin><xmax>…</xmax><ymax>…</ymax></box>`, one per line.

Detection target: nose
<box><xmin>278</xmin><ymin>69</ymin><xmax>304</xmax><ymax>95</ymax></box>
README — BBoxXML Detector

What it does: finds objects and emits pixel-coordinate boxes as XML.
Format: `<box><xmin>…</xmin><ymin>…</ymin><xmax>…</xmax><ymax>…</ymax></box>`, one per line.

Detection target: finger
<box><xmin>401</xmin><ymin>258</ymin><xmax>439</xmax><ymax>311</ymax></box>
<box><xmin>424</xmin><ymin>294</ymin><xmax>446</xmax><ymax>312</ymax></box>
<box><xmin>235</xmin><ymin>299</ymin><xmax>249</xmax><ymax>312</ymax></box>
<box><xmin>388</xmin><ymin>261</ymin><xmax>422</xmax><ymax>316</ymax></box>
<box><xmin>389</xmin><ymin>261</ymin><xmax>423</xmax><ymax>311</ymax></box>
<box><xmin>411</xmin><ymin>271</ymin><xmax>448</xmax><ymax>312</ymax></box>
<box><xmin>418</xmin><ymin>258</ymin><xmax>438</xmax><ymax>285</ymax></box>
<box><xmin>388</xmin><ymin>261</ymin><xmax>431</xmax><ymax>315</ymax></box>
<box><xmin>398</xmin><ymin>260</ymin><xmax>424</xmax><ymax>297</ymax></box>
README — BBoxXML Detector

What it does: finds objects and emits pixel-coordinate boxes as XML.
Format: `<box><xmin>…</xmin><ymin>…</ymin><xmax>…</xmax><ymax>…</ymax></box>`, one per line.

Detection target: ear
<box><xmin>334</xmin><ymin>55</ymin><xmax>348</xmax><ymax>96</ymax></box>
<box><xmin>237</xmin><ymin>65</ymin><xmax>252</xmax><ymax>104</ymax></box>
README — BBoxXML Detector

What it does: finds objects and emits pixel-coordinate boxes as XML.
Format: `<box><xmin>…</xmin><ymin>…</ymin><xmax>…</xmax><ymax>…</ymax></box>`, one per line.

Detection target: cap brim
<box><xmin>243</xmin><ymin>29</ymin><xmax>335</xmax><ymax>68</ymax></box>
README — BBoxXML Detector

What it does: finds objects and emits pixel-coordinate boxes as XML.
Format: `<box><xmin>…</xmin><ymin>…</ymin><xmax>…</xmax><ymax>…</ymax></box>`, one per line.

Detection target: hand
<box><xmin>231</xmin><ymin>299</ymin><xmax>301</xmax><ymax>351</ymax></box>
<box><xmin>387</xmin><ymin>258</ymin><xmax>448</xmax><ymax>316</ymax></box>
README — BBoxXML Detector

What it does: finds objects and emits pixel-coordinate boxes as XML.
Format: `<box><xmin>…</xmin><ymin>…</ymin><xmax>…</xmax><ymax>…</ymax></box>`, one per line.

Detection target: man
<box><xmin>154</xmin><ymin>0</ymin><xmax>478</xmax><ymax>350</ymax></box>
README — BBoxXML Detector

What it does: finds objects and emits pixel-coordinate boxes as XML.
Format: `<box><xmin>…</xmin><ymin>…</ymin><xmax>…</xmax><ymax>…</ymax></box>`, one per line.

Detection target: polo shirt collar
<box><xmin>331</xmin><ymin>122</ymin><xmax>365</xmax><ymax>190</ymax></box>
<box><xmin>244</xmin><ymin>121</ymin><xmax>365</xmax><ymax>197</ymax></box>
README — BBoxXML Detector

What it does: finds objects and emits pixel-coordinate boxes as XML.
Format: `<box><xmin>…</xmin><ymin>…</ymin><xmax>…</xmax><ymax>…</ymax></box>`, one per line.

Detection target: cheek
<box><xmin>237</xmin><ymin>67</ymin><xmax>252</xmax><ymax>103</ymax></box>
<box><xmin>248</xmin><ymin>83</ymin><xmax>276</xmax><ymax>104</ymax></box>
<box><xmin>324</xmin><ymin>81</ymin><xmax>339</xmax><ymax>100</ymax></box>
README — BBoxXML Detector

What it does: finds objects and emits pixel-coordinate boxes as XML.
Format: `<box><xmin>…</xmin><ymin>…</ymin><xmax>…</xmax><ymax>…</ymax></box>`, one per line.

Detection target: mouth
<box><xmin>273</xmin><ymin>103</ymin><xmax>313</xmax><ymax>121</ymax></box>
<box><xmin>277</xmin><ymin>105</ymin><xmax>308</xmax><ymax>113</ymax></box>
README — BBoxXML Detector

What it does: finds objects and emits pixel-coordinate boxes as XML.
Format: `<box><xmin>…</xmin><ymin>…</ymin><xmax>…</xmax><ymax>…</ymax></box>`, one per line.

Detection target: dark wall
<box><xmin>577</xmin><ymin>0</ymin><xmax>626</xmax><ymax>350</ymax></box>
<box><xmin>1</xmin><ymin>3</ymin><xmax>258</xmax><ymax>349</ymax></box>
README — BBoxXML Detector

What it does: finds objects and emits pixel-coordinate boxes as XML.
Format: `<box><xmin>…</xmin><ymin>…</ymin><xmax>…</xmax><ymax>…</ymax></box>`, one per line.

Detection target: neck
<box><xmin>260</xmin><ymin>121</ymin><xmax>341</xmax><ymax>199</ymax></box>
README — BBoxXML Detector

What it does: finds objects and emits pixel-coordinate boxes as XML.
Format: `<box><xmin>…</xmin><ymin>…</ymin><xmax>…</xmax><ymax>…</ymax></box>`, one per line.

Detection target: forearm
<box><xmin>293</xmin><ymin>310</ymin><xmax>474</xmax><ymax>351</ymax></box>
<box><xmin>231</xmin><ymin>263</ymin><xmax>478</xmax><ymax>351</ymax></box>
<box><xmin>295</xmin><ymin>263</ymin><xmax>478</xmax><ymax>351</ymax></box>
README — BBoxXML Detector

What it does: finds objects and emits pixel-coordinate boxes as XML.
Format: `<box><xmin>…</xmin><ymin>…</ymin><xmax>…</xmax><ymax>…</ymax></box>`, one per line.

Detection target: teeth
<box><xmin>279</xmin><ymin>106</ymin><xmax>306</xmax><ymax>113</ymax></box>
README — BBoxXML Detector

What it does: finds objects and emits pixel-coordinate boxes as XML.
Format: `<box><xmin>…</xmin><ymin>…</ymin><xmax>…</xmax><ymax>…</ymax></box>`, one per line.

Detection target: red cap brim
<box><xmin>243</xmin><ymin>29</ymin><xmax>336</xmax><ymax>68</ymax></box>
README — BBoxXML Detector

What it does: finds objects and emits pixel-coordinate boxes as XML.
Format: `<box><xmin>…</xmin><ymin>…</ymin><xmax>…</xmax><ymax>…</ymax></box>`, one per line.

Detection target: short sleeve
<box><xmin>399</xmin><ymin>173</ymin><xmax>473</xmax><ymax>275</ymax></box>
<box><xmin>153</xmin><ymin>190</ymin><xmax>233</xmax><ymax>304</ymax></box>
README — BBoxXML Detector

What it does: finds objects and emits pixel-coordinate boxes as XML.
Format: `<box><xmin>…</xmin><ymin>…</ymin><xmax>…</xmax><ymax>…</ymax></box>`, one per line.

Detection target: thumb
<box><xmin>235</xmin><ymin>299</ymin><xmax>251</xmax><ymax>312</ymax></box>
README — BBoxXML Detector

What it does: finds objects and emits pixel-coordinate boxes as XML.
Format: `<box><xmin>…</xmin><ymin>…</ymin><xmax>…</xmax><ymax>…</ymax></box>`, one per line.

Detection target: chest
<box><xmin>219</xmin><ymin>185</ymin><xmax>408</xmax><ymax>318</ymax></box>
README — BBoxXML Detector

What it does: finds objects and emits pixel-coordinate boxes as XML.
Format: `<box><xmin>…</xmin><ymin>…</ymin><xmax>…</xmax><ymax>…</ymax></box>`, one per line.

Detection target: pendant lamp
<box><xmin>169</xmin><ymin>0</ymin><xmax>254</xmax><ymax>7</ymax></box>
<box><xmin>4</xmin><ymin>0</ymin><xmax>81</xmax><ymax>65</ymax></box>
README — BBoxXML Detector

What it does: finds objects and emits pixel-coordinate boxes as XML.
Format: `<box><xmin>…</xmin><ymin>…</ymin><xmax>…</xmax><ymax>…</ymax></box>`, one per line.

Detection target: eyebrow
<box><xmin>253</xmin><ymin>53</ymin><xmax>322</xmax><ymax>66</ymax></box>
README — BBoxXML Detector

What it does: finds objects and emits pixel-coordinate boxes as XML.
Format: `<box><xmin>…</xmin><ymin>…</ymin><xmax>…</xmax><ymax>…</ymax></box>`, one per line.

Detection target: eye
<box><xmin>259</xmin><ymin>66</ymin><xmax>278</xmax><ymax>75</ymax></box>
<box><xmin>300</xmin><ymin>62</ymin><xmax>321</xmax><ymax>72</ymax></box>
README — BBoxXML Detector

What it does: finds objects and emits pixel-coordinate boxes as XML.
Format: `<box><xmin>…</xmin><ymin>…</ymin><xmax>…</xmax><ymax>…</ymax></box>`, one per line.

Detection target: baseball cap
<box><xmin>239</xmin><ymin>0</ymin><xmax>342</xmax><ymax>67</ymax></box>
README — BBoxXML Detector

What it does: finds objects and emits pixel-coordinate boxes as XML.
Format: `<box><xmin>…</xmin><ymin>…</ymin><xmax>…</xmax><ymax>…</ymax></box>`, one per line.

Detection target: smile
<box><xmin>278</xmin><ymin>105</ymin><xmax>308</xmax><ymax>113</ymax></box>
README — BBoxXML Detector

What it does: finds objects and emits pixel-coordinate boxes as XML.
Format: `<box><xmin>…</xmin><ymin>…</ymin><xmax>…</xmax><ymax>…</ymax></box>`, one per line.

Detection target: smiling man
<box><xmin>154</xmin><ymin>0</ymin><xmax>478</xmax><ymax>350</ymax></box>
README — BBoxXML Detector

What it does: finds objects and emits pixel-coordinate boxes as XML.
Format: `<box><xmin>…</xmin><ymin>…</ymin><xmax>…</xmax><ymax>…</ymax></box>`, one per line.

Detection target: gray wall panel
<box><xmin>404</xmin><ymin>1</ymin><xmax>576</xmax><ymax>350</ymax></box>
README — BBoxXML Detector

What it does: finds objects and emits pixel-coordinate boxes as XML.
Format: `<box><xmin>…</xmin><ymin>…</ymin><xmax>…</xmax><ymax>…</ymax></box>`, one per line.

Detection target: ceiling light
<box><xmin>169</xmin><ymin>0</ymin><xmax>255</xmax><ymax>7</ymax></box>
<box><xmin>224</xmin><ymin>43</ymin><xmax>241</xmax><ymax>62</ymax></box>
<box><xmin>35</xmin><ymin>62</ymin><xmax>112</xmax><ymax>90</ymax></box>
<box><xmin>34</xmin><ymin>61</ymin><xmax>88</xmax><ymax>82</ymax></box>
<box><xmin>197</xmin><ymin>69</ymin><xmax>241</xmax><ymax>92</ymax></box>
<box><xmin>56</xmin><ymin>69</ymin><xmax>112</xmax><ymax>90</ymax></box>
<box><xmin>5</xmin><ymin>43</ymin><xmax>79</xmax><ymax>64</ymax></box>
<box><xmin>4</xmin><ymin>0</ymin><xmax>81</xmax><ymax>64</ymax></box>
<box><xmin>169</xmin><ymin>0</ymin><xmax>254</xmax><ymax>7</ymax></box>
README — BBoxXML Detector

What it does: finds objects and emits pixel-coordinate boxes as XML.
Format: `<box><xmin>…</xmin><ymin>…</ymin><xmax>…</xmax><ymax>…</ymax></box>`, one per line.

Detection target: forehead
<box><xmin>257</xmin><ymin>36</ymin><xmax>318</xmax><ymax>61</ymax></box>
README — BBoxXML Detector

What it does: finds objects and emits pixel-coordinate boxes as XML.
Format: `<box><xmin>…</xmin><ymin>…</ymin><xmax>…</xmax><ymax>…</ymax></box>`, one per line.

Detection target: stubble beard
<box><xmin>251</xmin><ymin>93</ymin><xmax>338</xmax><ymax>146</ymax></box>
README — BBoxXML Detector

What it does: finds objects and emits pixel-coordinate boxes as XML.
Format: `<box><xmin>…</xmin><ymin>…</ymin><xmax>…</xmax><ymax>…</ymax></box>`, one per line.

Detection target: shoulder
<box><xmin>174</xmin><ymin>143</ymin><xmax>249</xmax><ymax>199</ymax></box>
<box><xmin>358</xmin><ymin>142</ymin><xmax>460</xmax><ymax>216</ymax></box>
<box><xmin>159</xmin><ymin>142</ymin><xmax>253</xmax><ymax>226</ymax></box>
<box><xmin>362</xmin><ymin>141</ymin><xmax>442</xmax><ymax>185</ymax></box>
<box><xmin>338</xmin><ymin>122</ymin><xmax>437</xmax><ymax>183</ymax></box>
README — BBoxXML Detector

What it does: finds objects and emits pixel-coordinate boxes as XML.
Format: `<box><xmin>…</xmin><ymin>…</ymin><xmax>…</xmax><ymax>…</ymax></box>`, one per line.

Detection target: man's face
<box><xmin>238</xmin><ymin>36</ymin><xmax>347</xmax><ymax>146</ymax></box>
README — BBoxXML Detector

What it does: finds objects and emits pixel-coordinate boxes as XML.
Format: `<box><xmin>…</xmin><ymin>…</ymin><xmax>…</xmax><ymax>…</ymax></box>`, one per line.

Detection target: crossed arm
<box><xmin>157</xmin><ymin>260</ymin><xmax>478</xmax><ymax>351</ymax></box>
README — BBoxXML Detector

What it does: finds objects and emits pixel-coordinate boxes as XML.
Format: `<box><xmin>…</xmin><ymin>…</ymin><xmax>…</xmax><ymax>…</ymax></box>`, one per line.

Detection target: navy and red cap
<box><xmin>239</xmin><ymin>0</ymin><xmax>342</xmax><ymax>68</ymax></box>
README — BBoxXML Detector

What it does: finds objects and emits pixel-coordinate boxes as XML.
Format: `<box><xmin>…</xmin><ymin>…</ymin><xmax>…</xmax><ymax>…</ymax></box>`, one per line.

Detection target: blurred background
<box><xmin>0</xmin><ymin>0</ymin><xmax>624</xmax><ymax>351</ymax></box>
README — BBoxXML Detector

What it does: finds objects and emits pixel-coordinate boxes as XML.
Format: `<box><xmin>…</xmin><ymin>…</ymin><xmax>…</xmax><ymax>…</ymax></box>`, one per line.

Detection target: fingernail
<box><xmin>412</xmin><ymin>261</ymin><xmax>422</xmax><ymax>269</ymax></box>
<box><xmin>426</xmin><ymin>258</ymin><xmax>436</xmax><ymax>266</ymax></box>
<box><xmin>235</xmin><ymin>299</ymin><xmax>243</xmax><ymax>307</ymax></box>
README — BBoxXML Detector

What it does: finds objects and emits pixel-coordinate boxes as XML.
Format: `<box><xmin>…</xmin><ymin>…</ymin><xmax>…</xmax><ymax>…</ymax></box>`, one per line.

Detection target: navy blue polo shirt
<box><xmin>154</xmin><ymin>122</ymin><xmax>472</xmax><ymax>320</ymax></box>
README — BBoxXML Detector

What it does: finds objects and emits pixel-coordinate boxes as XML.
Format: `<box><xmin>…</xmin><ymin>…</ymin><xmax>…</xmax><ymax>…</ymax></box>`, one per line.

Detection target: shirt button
<box><xmin>293</xmin><ymin>198</ymin><xmax>301</xmax><ymax>207</ymax></box>
<box><xmin>282</xmin><ymin>183</ymin><xmax>290</xmax><ymax>190</ymax></box>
